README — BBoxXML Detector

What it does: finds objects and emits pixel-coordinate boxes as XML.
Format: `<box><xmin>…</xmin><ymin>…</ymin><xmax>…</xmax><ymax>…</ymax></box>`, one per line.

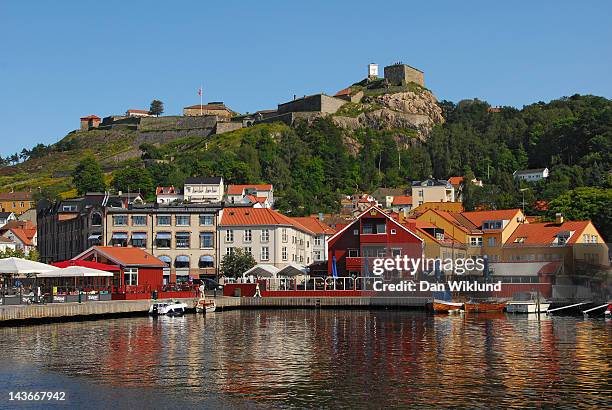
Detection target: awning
<box><xmin>158</xmin><ymin>256</ymin><xmax>171</xmax><ymax>264</ymax></box>
<box><xmin>112</xmin><ymin>232</ymin><xmax>128</xmax><ymax>239</ymax></box>
<box><xmin>37</xmin><ymin>266</ymin><xmax>114</xmax><ymax>278</ymax></box>
<box><xmin>243</xmin><ymin>264</ymin><xmax>280</xmax><ymax>278</ymax></box>
<box><xmin>176</xmin><ymin>232</ymin><xmax>190</xmax><ymax>237</ymax></box>
<box><xmin>199</xmin><ymin>255</ymin><xmax>213</xmax><ymax>262</ymax></box>
<box><xmin>278</xmin><ymin>263</ymin><xmax>308</xmax><ymax>277</ymax></box>
<box><xmin>132</xmin><ymin>232</ymin><xmax>147</xmax><ymax>239</ymax></box>
<box><xmin>176</xmin><ymin>255</ymin><xmax>190</xmax><ymax>263</ymax></box>
<box><xmin>88</xmin><ymin>234</ymin><xmax>101</xmax><ymax>240</ymax></box>
<box><xmin>156</xmin><ymin>233</ymin><xmax>171</xmax><ymax>239</ymax></box>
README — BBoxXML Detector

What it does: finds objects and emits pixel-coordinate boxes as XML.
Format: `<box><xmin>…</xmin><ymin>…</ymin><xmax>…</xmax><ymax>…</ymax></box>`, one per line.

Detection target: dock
<box><xmin>0</xmin><ymin>296</ymin><xmax>431</xmax><ymax>325</ymax></box>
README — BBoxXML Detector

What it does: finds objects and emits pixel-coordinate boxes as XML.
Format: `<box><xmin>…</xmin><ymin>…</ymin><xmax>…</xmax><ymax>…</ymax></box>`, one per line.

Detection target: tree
<box><xmin>111</xmin><ymin>166</ymin><xmax>154</xmax><ymax>198</ymax></box>
<box><xmin>220</xmin><ymin>248</ymin><xmax>256</xmax><ymax>279</ymax></box>
<box><xmin>72</xmin><ymin>157</ymin><xmax>106</xmax><ymax>195</ymax></box>
<box><xmin>149</xmin><ymin>100</ymin><xmax>164</xmax><ymax>117</ymax></box>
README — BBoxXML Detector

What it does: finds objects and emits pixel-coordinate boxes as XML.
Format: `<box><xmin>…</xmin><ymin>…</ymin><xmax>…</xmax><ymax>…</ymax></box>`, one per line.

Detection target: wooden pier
<box><xmin>0</xmin><ymin>296</ymin><xmax>431</xmax><ymax>325</ymax></box>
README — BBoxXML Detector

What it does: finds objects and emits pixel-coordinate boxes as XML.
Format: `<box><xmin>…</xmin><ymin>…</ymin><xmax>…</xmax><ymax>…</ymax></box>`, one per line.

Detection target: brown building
<box><xmin>183</xmin><ymin>102</ymin><xmax>234</xmax><ymax>118</ymax></box>
<box><xmin>384</xmin><ymin>63</ymin><xmax>425</xmax><ymax>87</ymax></box>
<box><xmin>0</xmin><ymin>191</ymin><xmax>35</xmax><ymax>215</ymax></box>
<box><xmin>80</xmin><ymin>115</ymin><xmax>101</xmax><ymax>130</ymax></box>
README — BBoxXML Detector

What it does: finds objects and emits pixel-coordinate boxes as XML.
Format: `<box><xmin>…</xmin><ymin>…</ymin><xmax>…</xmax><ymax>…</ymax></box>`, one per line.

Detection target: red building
<box><xmin>73</xmin><ymin>246</ymin><xmax>166</xmax><ymax>291</ymax></box>
<box><xmin>327</xmin><ymin>206</ymin><xmax>423</xmax><ymax>277</ymax></box>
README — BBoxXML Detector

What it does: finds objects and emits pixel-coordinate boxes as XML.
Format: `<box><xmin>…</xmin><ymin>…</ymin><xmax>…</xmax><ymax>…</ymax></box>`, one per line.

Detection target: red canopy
<box><xmin>51</xmin><ymin>260</ymin><xmax>121</xmax><ymax>271</ymax></box>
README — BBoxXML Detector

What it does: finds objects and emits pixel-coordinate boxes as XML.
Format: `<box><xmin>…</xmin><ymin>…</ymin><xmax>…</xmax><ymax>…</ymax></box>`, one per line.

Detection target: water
<box><xmin>0</xmin><ymin>310</ymin><xmax>610</xmax><ymax>409</ymax></box>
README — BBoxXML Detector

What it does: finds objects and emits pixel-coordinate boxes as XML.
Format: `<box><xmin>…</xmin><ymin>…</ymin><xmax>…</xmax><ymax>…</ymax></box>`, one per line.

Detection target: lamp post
<box><xmin>519</xmin><ymin>188</ymin><xmax>530</xmax><ymax>213</ymax></box>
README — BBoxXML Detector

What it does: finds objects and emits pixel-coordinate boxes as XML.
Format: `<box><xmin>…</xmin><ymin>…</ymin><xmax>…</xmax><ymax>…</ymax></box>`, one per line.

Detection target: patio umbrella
<box><xmin>332</xmin><ymin>255</ymin><xmax>338</xmax><ymax>278</ymax></box>
<box><xmin>0</xmin><ymin>257</ymin><xmax>58</xmax><ymax>275</ymax></box>
<box><xmin>37</xmin><ymin>266</ymin><xmax>114</xmax><ymax>278</ymax></box>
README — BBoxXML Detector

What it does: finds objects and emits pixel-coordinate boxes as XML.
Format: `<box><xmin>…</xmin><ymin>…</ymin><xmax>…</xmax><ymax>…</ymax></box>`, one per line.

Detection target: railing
<box><xmin>260</xmin><ymin>276</ymin><xmax>384</xmax><ymax>292</ymax></box>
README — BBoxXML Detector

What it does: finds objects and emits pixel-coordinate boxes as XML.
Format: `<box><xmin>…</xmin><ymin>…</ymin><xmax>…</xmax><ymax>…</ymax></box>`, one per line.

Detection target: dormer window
<box><xmin>514</xmin><ymin>237</ymin><xmax>526</xmax><ymax>243</ymax></box>
<box><xmin>555</xmin><ymin>231</ymin><xmax>572</xmax><ymax>246</ymax></box>
<box><xmin>483</xmin><ymin>220</ymin><xmax>503</xmax><ymax>230</ymax></box>
<box><xmin>435</xmin><ymin>233</ymin><xmax>444</xmax><ymax>241</ymax></box>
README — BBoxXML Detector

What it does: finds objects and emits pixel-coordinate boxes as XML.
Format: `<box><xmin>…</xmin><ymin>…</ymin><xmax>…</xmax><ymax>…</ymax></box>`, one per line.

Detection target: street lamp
<box><xmin>519</xmin><ymin>188</ymin><xmax>530</xmax><ymax>213</ymax></box>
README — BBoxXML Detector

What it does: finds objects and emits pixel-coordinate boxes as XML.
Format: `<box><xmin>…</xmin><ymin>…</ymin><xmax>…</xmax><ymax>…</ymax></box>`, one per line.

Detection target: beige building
<box><xmin>184</xmin><ymin>177</ymin><xmax>224</xmax><ymax>203</ymax></box>
<box><xmin>411</xmin><ymin>178</ymin><xmax>456</xmax><ymax>208</ymax></box>
<box><xmin>218</xmin><ymin>208</ymin><xmax>316</xmax><ymax>269</ymax></box>
<box><xmin>105</xmin><ymin>203</ymin><xmax>221</xmax><ymax>283</ymax></box>
<box><xmin>183</xmin><ymin>102</ymin><xmax>233</xmax><ymax>118</ymax></box>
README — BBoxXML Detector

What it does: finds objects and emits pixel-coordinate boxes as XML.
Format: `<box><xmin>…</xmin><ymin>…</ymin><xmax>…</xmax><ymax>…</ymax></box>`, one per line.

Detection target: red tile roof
<box><xmin>291</xmin><ymin>217</ymin><xmax>335</xmax><ymax>235</ymax></box>
<box><xmin>220</xmin><ymin>208</ymin><xmax>314</xmax><ymax>234</ymax></box>
<box><xmin>227</xmin><ymin>184</ymin><xmax>273</xmax><ymax>195</ymax></box>
<box><xmin>461</xmin><ymin>209</ymin><xmax>522</xmax><ymax>228</ymax></box>
<box><xmin>0</xmin><ymin>191</ymin><xmax>33</xmax><ymax>201</ymax></box>
<box><xmin>156</xmin><ymin>186</ymin><xmax>181</xmax><ymax>195</ymax></box>
<box><xmin>392</xmin><ymin>195</ymin><xmax>412</xmax><ymax>206</ymax></box>
<box><xmin>505</xmin><ymin>221</ymin><xmax>593</xmax><ymax>246</ymax></box>
<box><xmin>80</xmin><ymin>115</ymin><xmax>100</xmax><ymax>120</ymax></box>
<box><xmin>334</xmin><ymin>87</ymin><xmax>351</xmax><ymax>97</ymax></box>
<box><xmin>83</xmin><ymin>246</ymin><xmax>167</xmax><ymax>267</ymax></box>
<box><xmin>448</xmin><ymin>176</ymin><xmax>464</xmax><ymax>186</ymax></box>
<box><xmin>127</xmin><ymin>109</ymin><xmax>149</xmax><ymax>114</ymax></box>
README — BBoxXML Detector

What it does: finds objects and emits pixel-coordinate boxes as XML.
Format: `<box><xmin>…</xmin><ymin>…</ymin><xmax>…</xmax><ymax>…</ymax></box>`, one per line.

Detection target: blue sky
<box><xmin>0</xmin><ymin>1</ymin><xmax>610</xmax><ymax>156</ymax></box>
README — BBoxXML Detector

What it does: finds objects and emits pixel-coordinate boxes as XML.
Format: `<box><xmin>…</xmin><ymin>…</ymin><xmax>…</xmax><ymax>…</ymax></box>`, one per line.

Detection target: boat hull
<box><xmin>195</xmin><ymin>299</ymin><xmax>216</xmax><ymax>313</ymax></box>
<box><xmin>464</xmin><ymin>302</ymin><xmax>506</xmax><ymax>313</ymax></box>
<box><xmin>507</xmin><ymin>302</ymin><xmax>550</xmax><ymax>314</ymax></box>
<box><xmin>433</xmin><ymin>300</ymin><xmax>463</xmax><ymax>313</ymax></box>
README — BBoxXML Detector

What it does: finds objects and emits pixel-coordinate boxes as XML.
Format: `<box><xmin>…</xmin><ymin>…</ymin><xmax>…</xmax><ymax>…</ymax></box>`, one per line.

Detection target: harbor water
<box><xmin>0</xmin><ymin>310</ymin><xmax>610</xmax><ymax>408</ymax></box>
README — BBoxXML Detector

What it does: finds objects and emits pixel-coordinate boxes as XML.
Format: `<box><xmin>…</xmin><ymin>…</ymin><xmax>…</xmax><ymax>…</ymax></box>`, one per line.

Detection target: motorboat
<box><xmin>195</xmin><ymin>298</ymin><xmax>216</xmax><ymax>313</ymax></box>
<box><xmin>433</xmin><ymin>299</ymin><xmax>463</xmax><ymax>313</ymax></box>
<box><xmin>507</xmin><ymin>300</ymin><xmax>550</xmax><ymax>314</ymax></box>
<box><xmin>149</xmin><ymin>301</ymin><xmax>188</xmax><ymax>316</ymax></box>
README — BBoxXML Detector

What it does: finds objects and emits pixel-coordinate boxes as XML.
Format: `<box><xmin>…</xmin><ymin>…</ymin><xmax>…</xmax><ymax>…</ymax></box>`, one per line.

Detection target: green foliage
<box><xmin>72</xmin><ymin>156</ymin><xmax>106</xmax><ymax>195</ymax></box>
<box><xmin>149</xmin><ymin>100</ymin><xmax>164</xmax><ymax>117</ymax></box>
<box><xmin>0</xmin><ymin>248</ymin><xmax>38</xmax><ymax>261</ymax></box>
<box><xmin>548</xmin><ymin>187</ymin><xmax>612</xmax><ymax>241</ymax></box>
<box><xmin>111</xmin><ymin>165</ymin><xmax>154</xmax><ymax>199</ymax></box>
<box><xmin>220</xmin><ymin>248</ymin><xmax>256</xmax><ymax>279</ymax></box>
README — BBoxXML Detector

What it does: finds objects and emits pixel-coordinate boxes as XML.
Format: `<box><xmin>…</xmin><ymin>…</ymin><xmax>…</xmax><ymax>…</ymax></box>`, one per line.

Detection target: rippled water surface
<box><xmin>0</xmin><ymin>310</ymin><xmax>610</xmax><ymax>408</ymax></box>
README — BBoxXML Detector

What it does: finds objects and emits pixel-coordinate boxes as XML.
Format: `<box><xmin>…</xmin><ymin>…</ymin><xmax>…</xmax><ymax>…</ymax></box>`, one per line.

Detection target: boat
<box><xmin>507</xmin><ymin>300</ymin><xmax>551</xmax><ymax>314</ymax></box>
<box><xmin>605</xmin><ymin>304</ymin><xmax>611</xmax><ymax>318</ymax></box>
<box><xmin>433</xmin><ymin>299</ymin><xmax>463</xmax><ymax>313</ymax></box>
<box><xmin>149</xmin><ymin>301</ymin><xmax>188</xmax><ymax>316</ymax></box>
<box><xmin>463</xmin><ymin>301</ymin><xmax>506</xmax><ymax>313</ymax></box>
<box><xmin>195</xmin><ymin>298</ymin><xmax>216</xmax><ymax>313</ymax></box>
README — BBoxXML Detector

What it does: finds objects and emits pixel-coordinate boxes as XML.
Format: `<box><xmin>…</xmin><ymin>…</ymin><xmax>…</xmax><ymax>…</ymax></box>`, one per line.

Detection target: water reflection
<box><xmin>0</xmin><ymin>311</ymin><xmax>610</xmax><ymax>408</ymax></box>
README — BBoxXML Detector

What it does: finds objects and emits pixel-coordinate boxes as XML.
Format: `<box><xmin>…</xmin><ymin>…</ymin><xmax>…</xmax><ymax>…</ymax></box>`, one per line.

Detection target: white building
<box><xmin>184</xmin><ymin>177</ymin><xmax>224</xmax><ymax>203</ymax></box>
<box><xmin>513</xmin><ymin>168</ymin><xmax>549</xmax><ymax>182</ymax></box>
<box><xmin>291</xmin><ymin>216</ymin><xmax>335</xmax><ymax>262</ymax></box>
<box><xmin>411</xmin><ymin>178</ymin><xmax>456</xmax><ymax>208</ymax></box>
<box><xmin>226</xmin><ymin>184</ymin><xmax>274</xmax><ymax>208</ymax></box>
<box><xmin>0</xmin><ymin>237</ymin><xmax>16</xmax><ymax>253</ymax></box>
<box><xmin>156</xmin><ymin>186</ymin><xmax>184</xmax><ymax>204</ymax></box>
<box><xmin>0</xmin><ymin>212</ymin><xmax>16</xmax><ymax>227</ymax></box>
<box><xmin>218</xmin><ymin>207</ymin><xmax>315</xmax><ymax>269</ymax></box>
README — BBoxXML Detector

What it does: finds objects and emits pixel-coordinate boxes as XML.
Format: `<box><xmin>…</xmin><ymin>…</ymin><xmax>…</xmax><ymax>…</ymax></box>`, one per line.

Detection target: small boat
<box><xmin>149</xmin><ymin>301</ymin><xmax>188</xmax><ymax>316</ymax></box>
<box><xmin>195</xmin><ymin>298</ymin><xmax>216</xmax><ymax>313</ymax></box>
<box><xmin>433</xmin><ymin>299</ymin><xmax>463</xmax><ymax>313</ymax></box>
<box><xmin>507</xmin><ymin>300</ymin><xmax>551</xmax><ymax>314</ymax></box>
<box><xmin>463</xmin><ymin>301</ymin><xmax>506</xmax><ymax>313</ymax></box>
<box><xmin>605</xmin><ymin>304</ymin><xmax>611</xmax><ymax>318</ymax></box>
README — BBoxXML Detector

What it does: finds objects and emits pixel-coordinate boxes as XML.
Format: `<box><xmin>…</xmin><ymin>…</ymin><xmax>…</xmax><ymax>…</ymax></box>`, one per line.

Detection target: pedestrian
<box><xmin>199</xmin><ymin>283</ymin><xmax>205</xmax><ymax>299</ymax></box>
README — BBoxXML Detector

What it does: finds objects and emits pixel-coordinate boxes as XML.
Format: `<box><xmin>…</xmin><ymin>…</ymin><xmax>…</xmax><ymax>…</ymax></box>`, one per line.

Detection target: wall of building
<box><xmin>412</xmin><ymin>186</ymin><xmax>455</xmax><ymax>208</ymax></box>
<box><xmin>277</xmin><ymin>94</ymin><xmax>346</xmax><ymax>115</ymax></box>
<box><xmin>384</xmin><ymin>64</ymin><xmax>425</xmax><ymax>87</ymax></box>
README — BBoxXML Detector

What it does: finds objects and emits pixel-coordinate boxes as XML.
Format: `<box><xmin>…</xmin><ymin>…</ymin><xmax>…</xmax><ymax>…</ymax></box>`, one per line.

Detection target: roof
<box><xmin>80</xmin><ymin>115</ymin><xmax>100</xmax><ymax>121</ymax></box>
<box><xmin>244</xmin><ymin>195</ymin><xmax>268</xmax><ymax>204</ymax></box>
<box><xmin>461</xmin><ymin>209</ymin><xmax>521</xmax><ymax>228</ymax></box>
<box><xmin>0</xmin><ymin>191</ymin><xmax>33</xmax><ymax>201</ymax></box>
<box><xmin>513</xmin><ymin>168</ymin><xmax>548</xmax><ymax>175</ymax></box>
<box><xmin>184</xmin><ymin>103</ymin><xmax>231</xmax><ymax>111</ymax></box>
<box><xmin>220</xmin><ymin>208</ymin><xmax>314</xmax><ymax>234</ymax></box>
<box><xmin>156</xmin><ymin>186</ymin><xmax>182</xmax><ymax>195</ymax></box>
<box><xmin>334</xmin><ymin>87</ymin><xmax>351</xmax><ymax>97</ymax></box>
<box><xmin>184</xmin><ymin>176</ymin><xmax>223</xmax><ymax>185</ymax></box>
<box><xmin>0</xmin><ymin>212</ymin><xmax>14</xmax><ymax>218</ymax></box>
<box><xmin>0</xmin><ymin>236</ymin><xmax>15</xmax><ymax>244</ymax></box>
<box><xmin>412</xmin><ymin>178</ymin><xmax>452</xmax><ymax>188</ymax></box>
<box><xmin>418</xmin><ymin>209</ymin><xmax>480</xmax><ymax>234</ymax></box>
<box><xmin>392</xmin><ymin>195</ymin><xmax>412</xmax><ymax>206</ymax></box>
<box><xmin>448</xmin><ymin>176</ymin><xmax>464</xmax><ymax>186</ymax></box>
<box><xmin>291</xmin><ymin>217</ymin><xmax>335</xmax><ymax>235</ymax></box>
<box><xmin>505</xmin><ymin>221</ymin><xmax>593</xmax><ymax>246</ymax></box>
<box><xmin>127</xmin><ymin>109</ymin><xmax>149</xmax><ymax>114</ymax></box>
<box><xmin>52</xmin><ymin>260</ymin><xmax>121</xmax><ymax>271</ymax></box>
<box><xmin>5</xmin><ymin>227</ymin><xmax>36</xmax><ymax>246</ymax></box>
<box><xmin>227</xmin><ymin>184</ymin><xmax>273</xmax><ymax>195</ymax></box>
<box><xmin>75</xmin><ymin>246</ymin><xmax>167</xmax><ymax>268</ymax></box>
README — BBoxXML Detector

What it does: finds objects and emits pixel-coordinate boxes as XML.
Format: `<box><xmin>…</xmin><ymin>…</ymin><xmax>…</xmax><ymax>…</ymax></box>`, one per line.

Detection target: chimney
<box><xmin>555</xmin><ymin>213</ymin><xmax>564</xmax><ymax>224</ymax></box>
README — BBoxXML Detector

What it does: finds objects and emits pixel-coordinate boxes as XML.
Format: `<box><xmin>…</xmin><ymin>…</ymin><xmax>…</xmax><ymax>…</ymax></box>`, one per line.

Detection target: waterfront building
<box><xmin>218</xmin><ymin>207</ymin><xmax>316</xmax><ymax>269</ymax></box>
<box><xmin>290</xmin><ymin>216</ymin><xmax>335</xmax><ymax>262</ymax></box>
<box><xmin>105</xmin><ymin>203</ymin><xmax>221</xmax><ymax>283</ymax></box>
<box><xmin>327</xmin><ymin>206</ymin><xmax>423</xmax><ymax>277</ymax></box>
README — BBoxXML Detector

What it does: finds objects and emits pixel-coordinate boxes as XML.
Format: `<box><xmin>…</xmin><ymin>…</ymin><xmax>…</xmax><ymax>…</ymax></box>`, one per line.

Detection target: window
<box><xmin>470</xmin><ymin>237</ymin><xmax>483</xmax><ymax>247</ymax></box>
<box><xmin>244</xmin><ymin>247</ymin><xmax>252</xmax><ymax>255</ymax></box>
<box><xmin>244</xmin><ymin>229</ymin><xmax>252</xmax><ymax>242</ymax></box>
<box><xmin>418</xmin><ymin>190</ymin><xmax>424</xmax><ymax>198</ymax></box>
<box><xmin>391</xmin><ymin>229</ymin><xmax>397</xmax><ymax>235</ymax></box>
<box><xmin>226</xmin><ymin>247</ymin><xmax>234</xmax><ymax>256</ymax></box>
<box><xmin>156</xmin><ymin>232</ymin><xmax>171</xmax><ymax>248</ymax></box>
<box><xmin>364</xmin><ymin>223</ymin><xmax>386</xmax><ymax>234</ymax></box>
<box><xmin>488</xmin><ymin>237</ymin><xmax>497</xmax><ymax>247</ymax></box>
<box><xmin>363</xmin><ymin>224</ymin><xmax>373</xmax><ymax>234</ymax></box>
<box><xmin>348</xmin><ymin>249</ymin><xmax>359</xmax><ymax>257</ymax></box>
<box><xmin>261</xmin><ymin>229</ymin><xmax>269</xmax><ymax>242</ymax></box>
<box><xmin>113</xmin><ymin>215</ymin><xmax>128</xmax><ymax>226</ymax></box>
<box><xmin>391</xmin><ymin>248</ymin><xmax>401</xmax><ymax>257</ymax></box>
<box><xmin>91</xmin><ymin>213</ymin><xmax>102</xmax><ymax>226</ymax></box>
<box><xmin>20</xmin><ymin>202</ymin><xmax>24</xmax><ymax>207</ymax></box>
<box><xmin>199</xmin><ymin>255</ymin><xmax>214</xmax><ymax>269</ymax></box>
<box><xmin>435</xmin><ymin>233</ymin><xmax>444</xmax><ymax>241</ymax></box>
<box><xmin>62</xmin><ymin>205</ymin><xmax>77</xmax><ymax>212</ymax></box>
<box><xmin>353</xmin><ymin>229</ymin><xmax>359</xmax><ymax>235</ymax></box>
<box><xmin>225</xmin><ymin>230</ymin><xmax>234</xmax><ymax>243</ymax></box>
<box><xmin>282</xmin><ymin>228</ymin><xmax>288</xmax><ymax>242</ymax></box>
<box><xmin>124</xmin><ymin>268</ymin><xmax>138</xmax><ymax>286</ymax></box>
<box><xmin>176</xmin><ymin>232</ymin><xmax>190</xmax><ymax>248</ymax></box>
<box><xmin>418</xmin><ymin>200</ymin><xmax>423</xmax><ymax>206</ymax></box>
<box><xmin>175</xmin><ymin>255</ymin><xmax>190</xmax><ymax>269</ymax></box>
<box><xmin>314</xmin><ymin>236</ymin><xmax>322</xmax><ymax>246</ymax></box>
<box><xmin>199</xmin><ymin>232</ymin><xmax>213</xmax><ymax>248</ymax></box>
<box><xmin>514</xmin><ymin>237</ymin><xmax>526</xmax><ymax>243</ymax></box>
<box><xmin>314</xmin><ymin>250</ymin><xmax>321</xmax><ymax>261</ymax></box>
<box><xmin>306</xmin><ymin>241</ymin><xmax>309</xmax><ymax>248</ymax></box>
<box><xmin>157</xmin><ymin>215</ymin><xmax>171</xmax><ymax>226</ymax></box>
<box><xmin>199</xmin><ymin>214</ymin><xmax>214</xmax><ymax>226</ymax></box>
<box><xmin>261</xmin><ymin>247</ymin><xmax>269</xmax><ymax>261</ymax></box>
<box><xmin>131</xmin><ymin>232</ymin><xmax>147</xmax><ymax>248</ymax></box>
<box><xmin>111</xmin><ymin>232</ymin><xmax>128</xmax><ymax>247</ymax></box>
<box><xmin>282</xmin><ymin>247</ymin><xmax>288</xmax><ymax>261</ymax></box>
<box><xmin>132</xmin><ymin>215</ymin><xmax>147</xmax><ymax>226</ymax></box>
<box><xmin>176</xmin><ymin>215</ymin><xmax>190</xmax><ymax>226</ymax></box>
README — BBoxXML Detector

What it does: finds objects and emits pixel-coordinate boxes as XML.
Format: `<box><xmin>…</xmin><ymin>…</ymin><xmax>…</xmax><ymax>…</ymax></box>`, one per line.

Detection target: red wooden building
<box><xmin>327</xmin><ymin>206</ymin><xmax>423</xmax><ymax>277</ymax></box>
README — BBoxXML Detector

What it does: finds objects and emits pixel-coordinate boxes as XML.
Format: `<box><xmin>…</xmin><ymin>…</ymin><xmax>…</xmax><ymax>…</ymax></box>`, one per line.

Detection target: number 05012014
<box><xmin>8</xmin><ymin>391</ymin><xmax>66</xmax><ymax>401</ymax></box>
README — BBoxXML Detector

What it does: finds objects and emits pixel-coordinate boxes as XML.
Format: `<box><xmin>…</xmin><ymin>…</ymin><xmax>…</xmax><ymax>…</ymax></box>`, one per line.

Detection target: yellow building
<box><xmin>0</xmin><ymin>191</ymin><xmax>34</xmax><ymax>215</ymax></box>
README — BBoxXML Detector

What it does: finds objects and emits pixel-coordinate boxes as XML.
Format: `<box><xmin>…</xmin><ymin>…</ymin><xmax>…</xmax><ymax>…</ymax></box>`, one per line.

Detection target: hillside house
<box><xmin>183</xmin><ymin>177</ymin><xmax>224</xmax><ymax>203</ymax></box>
<box><xmin>80</xmin><ymin>115</ymin><xmax>101</xmax><ymax>130</ymax></box>
<box><xmin>226</xmin><ymin>184</ymin><xmax>274</xmax><ymax>208</ymax></box>
<box><xmin>513</xmin><ymin>168</ymin><xmax>549</xmax><ymax>182</ymax></box>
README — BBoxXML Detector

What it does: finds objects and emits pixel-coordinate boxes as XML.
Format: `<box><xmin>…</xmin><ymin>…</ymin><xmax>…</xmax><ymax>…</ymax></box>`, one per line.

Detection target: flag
<box><xmin>197</xmin><ymin>88</ymin><xmax>202</xmax><ymax>96</ymax></box>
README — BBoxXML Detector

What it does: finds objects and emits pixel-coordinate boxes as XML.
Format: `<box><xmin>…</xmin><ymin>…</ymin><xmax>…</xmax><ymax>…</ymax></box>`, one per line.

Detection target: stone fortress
<box><xmin>79</xmin><ymin>61</ymin><xmax>426</xmax><ymax>136</ymax></box>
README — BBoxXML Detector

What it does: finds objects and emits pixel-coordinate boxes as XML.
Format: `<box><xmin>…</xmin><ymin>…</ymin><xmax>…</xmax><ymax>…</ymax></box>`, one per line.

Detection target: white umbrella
<box><xmin>242</xmin><ymin>264</ymin><xmax>280</xmax><ymax>278</ymax></box>
<box><xmin>0</xmin><ymin>257</ymin><xmax>59</xmax><ymax>275</ymax></box>
<box><xmin>277</xmin><ymin>263</ymin><xmax>308</xmax><ymax>277</ymax></box>
<box><xmin>37</xmin><ymin>266</ymin><xmax>114</xmax><ymax>278</ymax></box>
